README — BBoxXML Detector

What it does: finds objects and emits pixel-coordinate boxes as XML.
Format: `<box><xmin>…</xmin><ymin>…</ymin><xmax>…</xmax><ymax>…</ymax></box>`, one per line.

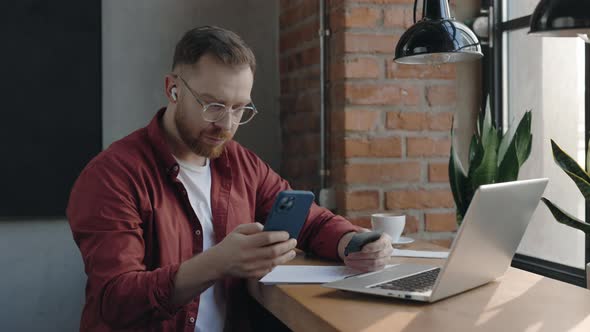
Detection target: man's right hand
<box><xmin>210</xmin><ymin>222</ymin><xmax>297</xmax><ymax>279</ymax></box>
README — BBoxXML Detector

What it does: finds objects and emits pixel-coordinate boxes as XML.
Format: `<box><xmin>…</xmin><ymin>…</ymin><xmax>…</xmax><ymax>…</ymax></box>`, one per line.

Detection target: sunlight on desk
<box><xmin>249</xmin><ymin>242</ymin><xmax>590</xmax><ymax>332</ymax></box>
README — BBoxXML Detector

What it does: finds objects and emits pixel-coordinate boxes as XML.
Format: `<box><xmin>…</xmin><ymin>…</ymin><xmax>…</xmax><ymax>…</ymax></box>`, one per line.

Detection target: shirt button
<box><xmin>172</xmin><ymin>165</ymin><xmax>179</xmax><ymax>172</ymax></box>
<box><xmin>195</xmin><ymin>230</ymin><xmax>201</xmax><ymax>236</ymax></box>
<box><xmin>189</xmin><ymin>317</ymin><xmax>195</xmax><ymax>324</ymax></box>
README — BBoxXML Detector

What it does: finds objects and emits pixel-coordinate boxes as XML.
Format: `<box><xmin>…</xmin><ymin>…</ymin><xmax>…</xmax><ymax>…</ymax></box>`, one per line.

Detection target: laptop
<box><xmin>323</xmin><ymin>178</ymin><xmax>549</xmax><ymax>302</ymax></box>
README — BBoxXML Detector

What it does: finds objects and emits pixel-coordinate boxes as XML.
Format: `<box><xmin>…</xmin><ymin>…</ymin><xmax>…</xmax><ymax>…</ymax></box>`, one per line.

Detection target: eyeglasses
<box><xmin>173</xmin><ymin>74</ymin><xmax>258</xmax><ymax>125</ymax></box>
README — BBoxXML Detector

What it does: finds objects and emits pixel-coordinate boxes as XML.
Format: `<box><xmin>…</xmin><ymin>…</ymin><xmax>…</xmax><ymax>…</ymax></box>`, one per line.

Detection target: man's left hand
<box><xmin>338</xmin><ymin>231</ymin><xmax>393</xmax><ymax>272</ymax></box>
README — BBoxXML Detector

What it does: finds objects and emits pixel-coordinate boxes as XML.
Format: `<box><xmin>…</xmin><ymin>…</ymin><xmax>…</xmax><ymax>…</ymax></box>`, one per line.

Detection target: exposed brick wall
<box><xmin>279</xmin><ymin>0</ymin><xmax>322</xmax><ymax>191</ymax></box>
<box><xmin>279</xmin><ymin>0</ymin><xmax>460</xmax><ymax>246</ymax></box>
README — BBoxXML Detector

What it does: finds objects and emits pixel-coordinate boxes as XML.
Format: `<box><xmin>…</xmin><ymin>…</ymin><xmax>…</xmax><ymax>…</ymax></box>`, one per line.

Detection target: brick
<box><xmin>343</xmin><ymin>162</ymin><xmax>420</xmax><ymax>184</ymax></box>
<box><xmin>385</xmin><ymin>112</ymin><xmax>453</xmax><ymax>131</ymax></box>
<box><xmin>281</xmin><ymin>158</ymin><xmax>319</xmax><ymax>179</ymax></box>
<box><xmin>425</xmin><ymin>213</ymin><xmax>457</xmax><ymax>232</ymax></box>
<box><xmin>345</xmin><ymin>215</ymin><xmax>372</xmax><ymax>229</ymax></box>
<box><xmin>331</xmin><ymin>57</ymin><xmax>380</xmax><ymax>80</ymax></box>
<box><xmin>343</xmin><ymin>137</ymin><xmax>402</xmax><ymax>158</ymax></box>
<box><xmin>280</xmin><ymin>19</ymin><xmax>319</xmax><ymax>53</ymax></box>
<box><xmin>281</xmin><ymin>76</ymin><xmax>317</xmax><ymax>96</ymax></box>
<box><xmin>331</xmin><ymin>7</ymin><xmax>381</xmax><ymax>31</ymax></box>
<box><xmin>386</xmin><ymin>61</ymin><xmax>456</xmax><ymax>79</ymax></box>
<box><xmin>427</xmin><ymin>112</ymin><xmax>453</xmax><ymax>131</ymax></box>
<box><xmin>294</xmin><ymin>92</ymin><xmax>321</xmax><ymax>114</ymax></box>
<box><xmin>386</xmin><ymin>112</ymin><xmax>426</xmax><ymax>131</ymax></box>
<box><xmin>406</xmin><ymin>137</ymin><xmax>451</xmax><ymax>157</ymax></box>
<box><xmin>330</xmin><ymin>83</ymin><xmax>346</xmax><ymax>106</ymax></box>
<box><xmin>428</xmin><ymin>162</ymin><xmax>449</xmax><ymax>183</ymax></box>
<box><xmin>403</xmin><ymin>214</ymin><xmax>420</xmax><ymax>234</ymax></box>
<box><xmin>285</xmin><ymin>46</ymin><xmax>321</xmax><ymax>72</ymax></box>
<box><xmin>280</xmin><ymin>0</ymin><xmax>319</xmax><ymax>29</ymax></box>
<box><xmin>342</xmin><ymin>33</ymin><xmax>400</xmax><ymax>54</ymax></box>
<box><xmin>343</xmin><ymin>191</ymin><xmax>380</xmax><ymax>211</ymax></box>
<box><xmin>331</xmin><ymin>109</ymin><xmax>380</xmax><ymax>132</ymax></box>
<box><xmin>383</xmin><ymin>7</ymin><xmax>414</xmax><ymax>28</ymax></box>
<box><xmin>282</xmin><ymin>112</ymin><xmax>320</xmax><ymax>134</ymax></box>
<box><xmin>385</xmin><ymin>190</ymin><xmax>455</xmax><ymax>209</ymax></box>
<box><xmin>426</xmin><ymin>85</ymin><xmax>457</xmax><ymax>107</ymax></box>
<box><xmin>283</xmin><ymin>134</ymin><xmax>321</xmax><ymax>155</ymax></box>
<box><xmin>344</xmin><ymin>83</ymin><xmax>420</xmax><ymax>106</ymax></box>
<box><xmin>331</xmin><ymin>0</ymin><xmax>414</xmax><ymax>4</ymax></box>
<box><xmin>279</xmin><ymin>96</ymin><xmax>296</xmax><ymax>114</ymax></box>
<box><xmin>344</xmin><ymin>7</ymin><xmax>381</xmax><ymax>28</ymax></box>
<box><xmin>281</xmin><ymin>68</ymin><xmax>321</xmax><ymax>95</ymax></box>
<box><xmin>430</xmin><ymin>238</ymin><xmax>454</xmax><ymax>248</ymax></box>
<box><xmin>280</xmin><ymin>58</ymin><xmax>288</xmax><ymax>75</ymax></box>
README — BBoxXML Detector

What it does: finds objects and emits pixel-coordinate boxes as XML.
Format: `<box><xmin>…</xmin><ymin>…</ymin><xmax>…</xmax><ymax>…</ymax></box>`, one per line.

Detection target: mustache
<box><xmin>202</xmin><ymin>128</ymin><xmax>232</xmax><ymax>140</ymax></box>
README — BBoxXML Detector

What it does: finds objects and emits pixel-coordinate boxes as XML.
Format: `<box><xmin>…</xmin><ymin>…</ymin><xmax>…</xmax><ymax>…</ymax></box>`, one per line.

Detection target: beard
<box><xmin>175</xmin><ymin>107</ymin><xmax>233</xmax><ymax>159</ymax></box>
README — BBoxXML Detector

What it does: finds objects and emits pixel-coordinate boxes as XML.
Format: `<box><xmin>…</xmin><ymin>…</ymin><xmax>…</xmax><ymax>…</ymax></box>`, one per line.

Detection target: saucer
<box><xmin>392</xmin><ymin>236</ymin><xmax>415</xmax><ymax>245</ymax></box>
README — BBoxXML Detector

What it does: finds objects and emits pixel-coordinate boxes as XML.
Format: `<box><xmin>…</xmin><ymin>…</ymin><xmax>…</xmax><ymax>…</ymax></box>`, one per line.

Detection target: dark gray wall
<box><xmin>102</xmin><ymin>0</ymin><xmax>282</xmax><ymax>170</ymax></box>
<box><xmin>0</xmin><ymin>220</ymin><xmax>85</xmax><ymax>331</ymax></box>
<box><xmin>0</xmin><ymin>1</ymin><xmax>280</xmax><ymax>331</ymax></box>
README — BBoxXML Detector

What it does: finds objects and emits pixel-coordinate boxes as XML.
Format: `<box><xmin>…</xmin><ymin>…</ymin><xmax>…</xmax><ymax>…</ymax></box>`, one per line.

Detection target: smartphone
<box><xmin>263</xmin><ymin>190</ymin><xmax>315</xmax><ymax>239</ymax></box>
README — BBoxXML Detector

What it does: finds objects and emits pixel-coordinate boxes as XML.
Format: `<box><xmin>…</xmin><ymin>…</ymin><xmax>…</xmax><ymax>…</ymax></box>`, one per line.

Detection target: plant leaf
<box><xmin>587</xmin><ymin>138</ymin><xmax>590</xmax><ymax>173</ymax></box>
<box><xmin>563</xmin><ymin>170</ymin><xmax>590</xmax><ymax>200</ymax></box>
<box><xmin>497</xmin><ymin>142</ymin><xmax>519</xmax><ymax>182</ymax></box>
<box><xmin>449</xmin><ymin>128</ymin><xmax>469</xmax><ymax>220</ymax></box>
<box><xmin>513</xmin><ymin>111</ymin><xmax>532</xmax><ymax>166</ymax></box>
<box><xmin>550</xmin><ymin>139</ymin><xmax>590</xmax><ymax>184</ymax></box>
<box><xmin>498</xmin><ymin>110</ymin><xmax>532</xmax><ymax>167</ymax></box>
<box><xmin>468</xmin><ymin>135</ymin><xmax>483</xmax><ymax>175</ymax></box>
<box><xmin>541</xmin><ymin>197</ymin><xmax>590</xmax><ymax>234</ymax></box>
<box><xmin>470</xmin><ymin>123</ymin><xmax>499</xmax><ymax>187</ymax></box>
<box><xmin>481</xmin><ymin>98</ymin><xmax>493</xmax><ymax>147</ymax></box>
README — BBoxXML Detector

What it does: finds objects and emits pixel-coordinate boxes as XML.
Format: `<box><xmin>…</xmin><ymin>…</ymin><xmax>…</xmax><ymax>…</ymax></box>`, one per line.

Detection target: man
<box><xmin>67</xmin><ymin>26</ymin><xmax>392</xmax><ymax>331</ymax></box>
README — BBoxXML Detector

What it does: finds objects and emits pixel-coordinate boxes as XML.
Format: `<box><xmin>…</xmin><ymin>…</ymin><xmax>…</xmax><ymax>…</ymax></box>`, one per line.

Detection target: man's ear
<box><xmin>171</xmin><ymin>87</ymin><xmax>178</xmax><ymax>101</ymax></box>
<box><xmin>164</xmin><ymin>74</ymin><xmax>178</xmax><ymax>103</ymax></box>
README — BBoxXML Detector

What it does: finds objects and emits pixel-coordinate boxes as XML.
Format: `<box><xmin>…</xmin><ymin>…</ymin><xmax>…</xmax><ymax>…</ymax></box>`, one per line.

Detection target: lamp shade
<box><xmin>529</xmin><ymin>0</ymin><xmax>590</xmax><ymax>38</ymax></box>
<box><xmin>394</xmin><ymin>0</ymin><xmax>483</xmax><ymax>64</ymax></box>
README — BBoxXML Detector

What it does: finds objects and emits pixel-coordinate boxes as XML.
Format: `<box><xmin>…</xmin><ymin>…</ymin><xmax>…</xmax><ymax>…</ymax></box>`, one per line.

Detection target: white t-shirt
<box><xmin>175</xmin><ymin>157</ymin><xmax>226</xmax><ymax>332</ymax></box>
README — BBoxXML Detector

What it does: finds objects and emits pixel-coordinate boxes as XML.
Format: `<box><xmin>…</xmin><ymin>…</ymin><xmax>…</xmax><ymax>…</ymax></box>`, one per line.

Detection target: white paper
<box><xmin>392</xmin><ymin>249</ymin><xmax>449</xmax><ymax>259</ymax></box>
<box><xmin>259</xmin><ymin>265</ymin><xmax>360</xmax><ymax>285</ymax></box>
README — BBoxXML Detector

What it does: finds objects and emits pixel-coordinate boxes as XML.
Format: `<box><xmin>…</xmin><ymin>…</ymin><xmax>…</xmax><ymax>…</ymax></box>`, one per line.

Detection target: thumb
<box><xmin>233</xmin><ymin>222</ymin><xmax>264</xmax><ymax>235</ymax></box>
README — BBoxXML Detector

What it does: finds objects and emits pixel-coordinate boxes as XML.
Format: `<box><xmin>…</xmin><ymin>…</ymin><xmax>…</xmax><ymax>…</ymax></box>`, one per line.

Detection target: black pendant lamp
<box><xmin>394</xmin><ymin>0</ymin><xmax>483</xmax><ymax>64</ymax></box>
<box><xmin>529</xmin><ymin>0</ymin><xmax>590</xmax><ymax>42</ymax></box>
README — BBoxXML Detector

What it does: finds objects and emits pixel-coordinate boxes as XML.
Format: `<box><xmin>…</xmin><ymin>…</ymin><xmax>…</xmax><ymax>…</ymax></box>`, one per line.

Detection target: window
<box><xmin>489</xmin><ymin>0</ymin><xmax>589</xmax><ymax>285</ymax></box>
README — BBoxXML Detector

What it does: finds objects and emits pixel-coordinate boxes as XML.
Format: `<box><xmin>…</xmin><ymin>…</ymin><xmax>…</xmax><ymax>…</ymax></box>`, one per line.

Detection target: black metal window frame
<box><xmin>488</xmin><ymin>0</ymin><xmax>590</xmax><ymax>288</ymax></box>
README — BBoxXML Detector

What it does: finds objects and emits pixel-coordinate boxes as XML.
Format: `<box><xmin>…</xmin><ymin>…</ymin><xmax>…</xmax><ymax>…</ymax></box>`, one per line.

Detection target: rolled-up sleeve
<box><xmin>249</xmin><ymin>150</ymin><xmax>358</xmax><ymax>261</ymax></box>
<box><xmin>67</xmin><ymin>160</ymin><xmax>182</xmax><ymax>329</ymax></box>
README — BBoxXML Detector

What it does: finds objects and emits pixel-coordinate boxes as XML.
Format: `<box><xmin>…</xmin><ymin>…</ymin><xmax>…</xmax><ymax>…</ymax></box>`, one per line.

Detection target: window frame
<box><xmin>486</xmin><ymin>0</ymin><xmax>590</xmax><ymax>287</ymax></box>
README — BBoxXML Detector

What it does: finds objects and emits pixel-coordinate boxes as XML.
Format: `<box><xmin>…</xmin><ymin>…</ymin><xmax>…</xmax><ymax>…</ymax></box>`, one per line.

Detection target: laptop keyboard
<box><xmin>370</xmin><ymin>268</ymin><xmax>441</xmax><ymax>293</ymax></box>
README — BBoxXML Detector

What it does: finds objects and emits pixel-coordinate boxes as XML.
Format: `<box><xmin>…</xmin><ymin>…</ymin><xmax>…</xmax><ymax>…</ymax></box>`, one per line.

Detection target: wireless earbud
<box><xmin>171</xmin><ymin>87</ymin><xmax>178</xmax><ymax>101</ymax></box>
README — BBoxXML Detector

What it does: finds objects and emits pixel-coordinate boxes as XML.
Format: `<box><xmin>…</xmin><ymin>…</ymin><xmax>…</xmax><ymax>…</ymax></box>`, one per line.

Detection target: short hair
<box><xmin>172</xmin><ymin>26</ymin><xmax>256</xmax><ymax>74</ymax></box>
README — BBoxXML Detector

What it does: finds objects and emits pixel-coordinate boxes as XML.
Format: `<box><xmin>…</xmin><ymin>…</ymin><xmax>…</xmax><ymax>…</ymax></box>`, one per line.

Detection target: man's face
<box><xmin>174</xmin><ymin>54</ymin><xmax>254</xmax><ymax>159</ymax></box>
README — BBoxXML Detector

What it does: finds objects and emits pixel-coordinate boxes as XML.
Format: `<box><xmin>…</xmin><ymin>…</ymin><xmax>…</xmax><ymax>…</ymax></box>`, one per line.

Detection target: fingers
<box><xmin>232</xmin><ymin>223</ymin><xmax>290</xmax><ymax>247</ymax></box>
<box><xmin>244</xmin><ymin>238</ymin><xmax>297</xmax><ymax>261</ymax></box>
<box><xmin>344</xmin><ymin>256</ymin><xmax>390</xmax><ymax>272</ymax></box>
<box><xmin>344</xmin><ymin>234</ymin><xmax>392</xmax><ymax>272</ymax></box>
<box><xmin>233</xmin><ymin>222</ymin><xmax>264</xmax><ymax>235</ymax></box>
<box><xmin>243</xmin><ymin>249</ymin><xmax>297</xmax><ymax>278</ymax></box>
<box><xmin>357</xmin><ymin>234</ymin><xmax>393</xmax><ymax>254</ymax></box>
<box><xmin>247</xmin><ymin>230</ymin><xmax>291</xmax><ymax>247</ymax></box>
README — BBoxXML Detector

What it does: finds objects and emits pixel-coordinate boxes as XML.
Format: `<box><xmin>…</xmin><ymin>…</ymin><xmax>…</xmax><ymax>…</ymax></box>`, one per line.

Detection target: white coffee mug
<box><xmin>371</xmin><ymin>213</ymin><xmax>405</xmax><ymax>242</ymax></box>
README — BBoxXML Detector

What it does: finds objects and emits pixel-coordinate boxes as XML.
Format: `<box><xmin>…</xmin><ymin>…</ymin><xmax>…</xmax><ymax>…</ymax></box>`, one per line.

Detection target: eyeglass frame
<box><xmin>171</xmin><ymin>74</ymin><xmax>258</xmax><ymax>125</ymax></box>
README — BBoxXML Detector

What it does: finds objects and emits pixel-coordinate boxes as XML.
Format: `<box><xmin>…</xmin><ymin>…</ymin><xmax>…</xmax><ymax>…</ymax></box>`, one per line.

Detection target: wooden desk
<box><xmin>248</xmin><ymin>241</ymin><xmax>590</xmax><ymax>332</ymax></box>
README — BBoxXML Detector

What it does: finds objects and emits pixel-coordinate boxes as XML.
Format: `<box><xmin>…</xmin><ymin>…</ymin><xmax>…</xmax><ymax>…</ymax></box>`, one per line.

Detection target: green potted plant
<box><xmin>449</xmin><ymin>100</ymin><xmax>532</xmax><ymax>224</ymax></box>
<box><xmin>540</xmin><ymin>140</ymin><xmax>590</xmax><ymax>288</ymax></box>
